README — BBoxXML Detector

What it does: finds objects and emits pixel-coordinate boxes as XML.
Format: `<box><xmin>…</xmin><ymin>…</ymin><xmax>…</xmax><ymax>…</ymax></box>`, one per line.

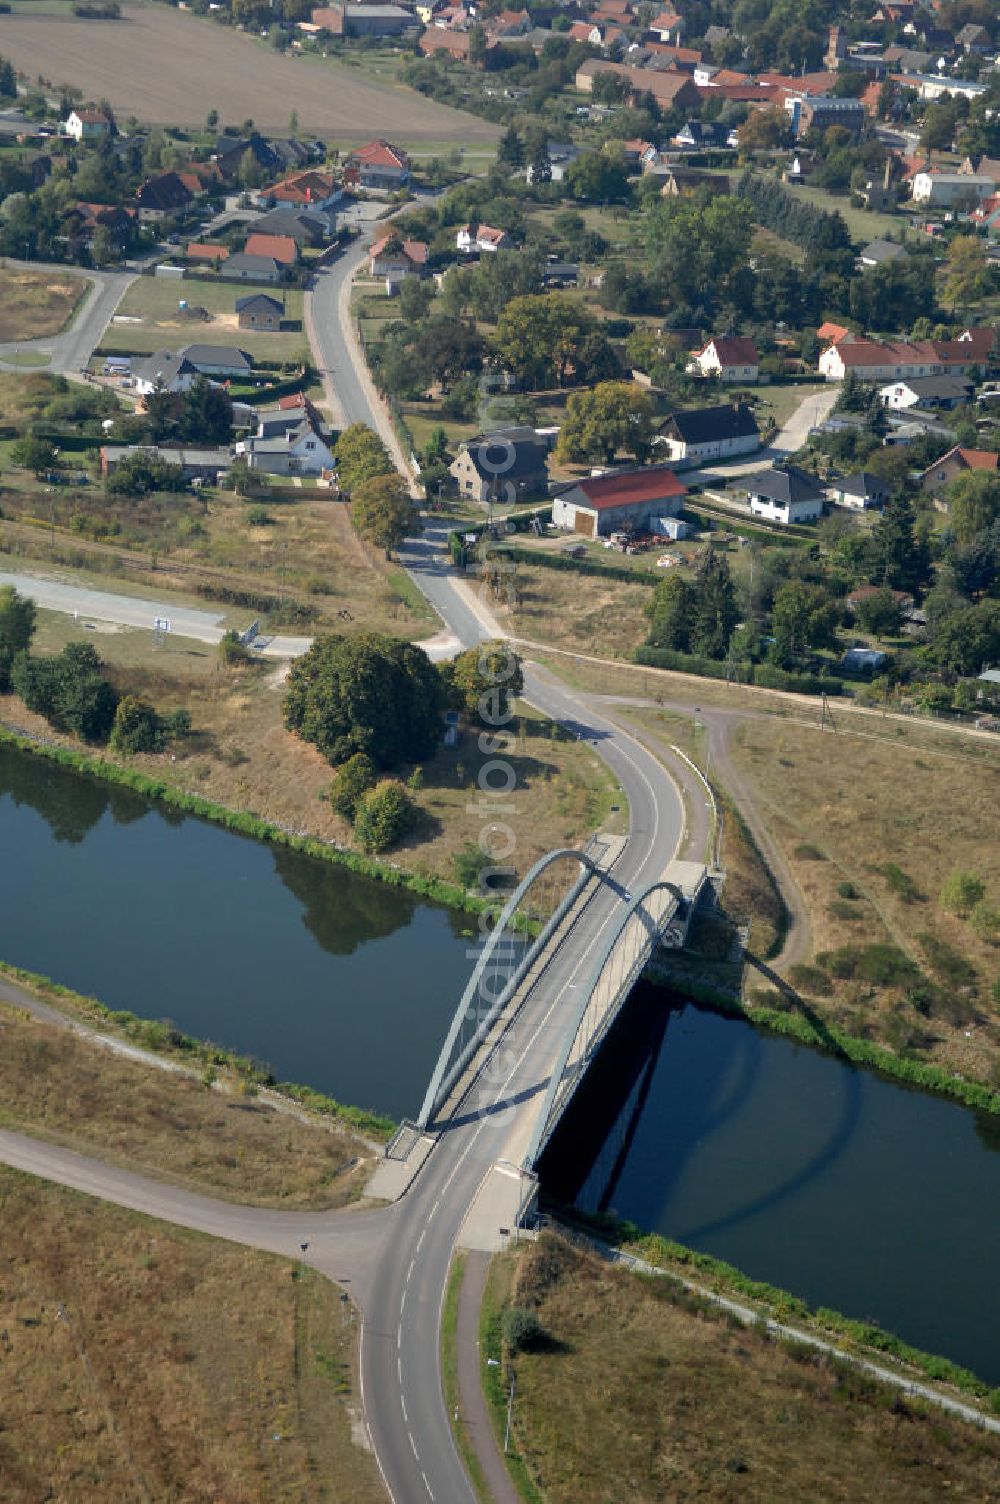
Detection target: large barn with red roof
<box><xmin>551</xmin><ymin>465</ymin><xmax>686</xmax><ymax>537</ymax></box>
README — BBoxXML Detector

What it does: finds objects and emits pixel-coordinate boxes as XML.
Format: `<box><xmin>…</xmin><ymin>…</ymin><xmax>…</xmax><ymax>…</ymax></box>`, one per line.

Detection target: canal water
<box><xmin>2</xmin><ymin>745</ymin><xmax>999</xmax><ymax>1381</ymax></box>
<box><xmin>0</xmin><ymin>744</ymin><xmax>476</xmax><ymax>1121</ymax></box>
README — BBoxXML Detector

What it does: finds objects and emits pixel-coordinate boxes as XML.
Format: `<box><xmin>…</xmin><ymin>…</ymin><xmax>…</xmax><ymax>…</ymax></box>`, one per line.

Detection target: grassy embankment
<box><xmin>481</xmin><ymin>1234</ymin><xmax>1000</xmax><ymax>1504</ymax></box>
<box><xmin>0</xmin><ymin>982</ymin><xmax>385</xmax><ymax>1201</ymax></box>
<box><xmin>0</xmin><ymin>1167</ymin><xmax>384</xmax><ymax>1503</ymax></box>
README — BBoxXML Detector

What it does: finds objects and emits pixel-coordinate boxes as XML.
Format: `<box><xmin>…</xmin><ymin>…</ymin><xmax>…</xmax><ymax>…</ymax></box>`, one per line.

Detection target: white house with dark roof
<box><xmin>658</xmin><ymin>403</ymin><xmax>760</xmax><ymax>467</ymax></box>
<box><xmin>829</xmin><ymin>471</ymin><xmax>891</xmax><ymax>509</ymax></box>
<box><xmin>744</xmin><ymin>465</ymin><xmax>825</xmax><ymax>524</ymax></box>
<box><xmin>693</xmin><ymin>336</ymin><xmax>760</xmax><ymax>383</ymax></box>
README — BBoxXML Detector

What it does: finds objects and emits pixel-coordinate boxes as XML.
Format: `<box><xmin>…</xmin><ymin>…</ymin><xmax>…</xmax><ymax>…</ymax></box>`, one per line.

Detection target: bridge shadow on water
<box><xmin>538</xmin><ymin>972</ymin><xmax>864</xmax><ymax>1248</ymax></box>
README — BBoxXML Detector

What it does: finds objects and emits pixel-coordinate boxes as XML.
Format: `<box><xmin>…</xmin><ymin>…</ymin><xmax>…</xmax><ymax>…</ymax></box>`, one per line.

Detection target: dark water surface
<box><xmin>4</xmin><ymin>745</ymin><xmax>999</xmax><ymax>1381</ymax></box>
<box><xmin>0</xmin><ymin>744</ymin><xmax>475</xmax><ymax>1120</ymax></box>
<box><xmin>540</xmin><ymin>983</ymin><xmax>1000</xmax><ymax>1384</ymax></box>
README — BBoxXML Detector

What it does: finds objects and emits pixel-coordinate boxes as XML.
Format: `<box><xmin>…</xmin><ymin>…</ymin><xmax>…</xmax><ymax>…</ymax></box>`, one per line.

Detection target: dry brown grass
<box><xmin>0</xmin><ymin>1167</ymin><xmax>383</xmax><ymax>1502</ymax></box>
<box><xmin>0</xmin><ymin>1</ymin><xmax>498</xmax><ymax>138</ymax></box>
<box><xmin>0</xmin><ymin>999</ymin><xmax>373</xmax><ymax>1207</ymax></box>
<box><xmin>731</xmin><ymin>717</ymin><xmax>1000</xmax><ymax>1077</ymax></box>
<box><xmin>0</xmin><ymin>268</ymin><xmax>85</xmax><ymax>342</ymax></box>
<box><xmin>507</xmin><ymin>1235</ymin><xmax>1000</xmax><ymax>1504</ymax></box>
<box><xmin>498</xmin><ymin>561</ymin><xmax>653</xmax><ymax>660</ymax></box>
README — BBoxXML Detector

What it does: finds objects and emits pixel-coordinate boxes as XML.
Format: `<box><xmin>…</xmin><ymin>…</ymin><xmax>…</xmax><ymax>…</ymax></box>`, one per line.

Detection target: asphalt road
<box><xmin>0</xmin><ymin>259</ymin><xmax>135</xmax><ymax>374</ymax></box>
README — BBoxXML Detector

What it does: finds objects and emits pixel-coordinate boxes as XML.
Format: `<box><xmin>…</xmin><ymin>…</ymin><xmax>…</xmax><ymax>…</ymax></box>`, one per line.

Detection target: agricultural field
<box><xmin>0</xmin><ymin>992</ymin><xmax>376</xmax><ymax>1207</ymax></box>
<box><xmin>0</xmin><ymin>267</ymin><xmax>86</xmax><ymax>342</ymax></box>
<box><xmin>497</xmin><ymin>1235</ymin><xmax>1000</xmax><ymax>1504</ymax></box>
<box><xmin>0</xmin><ymin>1</ymin><xmax>499</xmax><ymax>140</ymax></box>
<box><xmin>101</xmin><ymin>276</ymin><xmax>309</xmax><ymax>362</ymax></box>
<box><xmin>0</xmin><ymin>1168</ymin><xmax>383</xmax><ymax>1503</ymax></box>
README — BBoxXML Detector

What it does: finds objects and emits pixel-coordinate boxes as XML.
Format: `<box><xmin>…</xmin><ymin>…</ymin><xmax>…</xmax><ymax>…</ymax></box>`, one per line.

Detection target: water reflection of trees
<box><xmin>272</xmin><ymin>846</ymin><xmax>417</xmax><ymax>957</ymax></box>
<box><xmin>0</xmin><ymin>747</ymin><xmax>160</xmax><ymax>845</ymax></box>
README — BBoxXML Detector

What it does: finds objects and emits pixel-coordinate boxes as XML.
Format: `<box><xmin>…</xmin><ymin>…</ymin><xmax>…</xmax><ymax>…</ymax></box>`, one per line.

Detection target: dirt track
<box><xmin>0</xmin><ymin>1</ymin><xmax>497</xmax><ymax>140</ymax></box>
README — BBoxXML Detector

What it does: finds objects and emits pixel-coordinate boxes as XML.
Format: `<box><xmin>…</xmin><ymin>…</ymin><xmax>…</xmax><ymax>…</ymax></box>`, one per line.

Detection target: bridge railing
<box><xmin>523</xmin><ymin>879</ymin><xmax>685</xmax><ymax>1169</ymax></box>
<box><xmin>415</xmin><ymin>839</ymin><xmax>612</xmax><ymax>1130</ymax></box>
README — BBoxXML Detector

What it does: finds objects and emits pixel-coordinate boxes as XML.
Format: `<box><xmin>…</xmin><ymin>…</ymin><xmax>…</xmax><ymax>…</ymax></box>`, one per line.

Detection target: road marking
<box><xmin>397</xmin><ymin>1322</ymin><xmax>402</xmax><ymax>1349</ymax></box>
<box><xmin>400</xmin><ymin>1288</ymin><xmax>407</xmax><ymax>1315</ymax></box>
<box><xmin>422</xmin><ymin>1471</ymin><xmax>435</xmax><ymax>1499</ymax></box>
<box><xmin>401</xmin><ymin>1394</ymin><xmax>408</xmax><ymax>1423</ymax></box>
<box><xmin>407</xmin><ymin>1258</ymin><xmax>415</xmax><ymax>1283</ymax></box>
<box><xmin>409</xmin><ymin>1432</ymin><xmax>420</xmax><ymax>1461</ymax></box>
<box><xmin>397</xmin><ymin>1356</ymin><xmax>403</xmax><ymax>1384</ymax></box>
<box><xmin>416</xmin><ymin>1227</ymin><xmax>427</xmax><ymax>1253</ymax></box>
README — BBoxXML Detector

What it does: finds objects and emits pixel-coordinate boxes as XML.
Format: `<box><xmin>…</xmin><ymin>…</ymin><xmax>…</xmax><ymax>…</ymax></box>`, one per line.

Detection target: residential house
<box><xmin>315</xmin><ymin>2</ymin><xmax>415</xmax><ymax>35</ymax></box>
<box><xmin>819</xmin><ymin>334</ymin><xmax>993</xmax><ymax>382</ymax></box>
<box><xmin>911</xmin><ymin>171</ymin><xmax>995</xmax><ymax>206</ymax></box>
<box><xmin>100</xmin><ymin>444</ymin><xmax>229</xmax><ymax>481</ymax></box>
<box><xmin>236</xmin><ymin>419</ymin><xmax>334</xmax><ymax>476</ymax></box>
<box><xmin>956</xmin><ymin>22</ymin><xmax>991</xmax><ymax>53</ymax></box>
<box><xmin>790</xmin><ymin>95</ymin><xmax>865</xmax><ymax>139</ymax></box>
<box><xmin>178</xmin><ymin>343</ymin><xmax>253</xmax><ymax>380</ymax></box>
<box><xmin>63</xmin><ymin>107</ymin><xmax>114</xmax><ymax>143</ymax></box>
<box><xmin>694</xmin><ymin>336</ymin><xmax>760</xmax><ymax>383</ymax></box>
<box><xmin>369</xmin><ymin>234</ymin><xmax>428</xmax><ymax>279</ymax></box>
<box><xmin>879</xmin><ymin>374</ymin><xmax>973</xmax><ymax>410</ymax></box>
<box><xmin>658</xmin><ymin>165</ymin><xmax>730</xmax><ymax>198</ymax></box>
<box><xmin>960</xmin><ymin>156</ymin><xmax>1000</xmax><ymax>187</ymax></box>
<box><xmin>527</xmin><ymin>141</ymin><xmax>580</xmax><ymax>184</ymax></box>
<box><xmin>455</xmin><ymin>223</ymin><xmax>512</xmax><ymax>254</ymax></box>
<box><xmin>449</xmin><ymin>427</ymin><xmax>549</xmax><ymax>505</ymax></box>
<box><xmin>568</xmin><ymin>19</ymin><xmax>604</xmax><ymax>45</ymax></box>
<box><xmin>857</xmin><ymin>238</ymin><xmax>907</xmax><ymax>267</ymax></box>
<box><xmin>649</xmin><ymin>8</ymin><xmax>685</xmax><ymax>43</ymax></box>
<box><xmin>845</xmin><ymin>583</ymin><xmax>913</xmax><ymax>613</ymax></box>
<box><xmin>971</xmin><ymin>196</ymin><xmax>1000</xmax><ymax>237</ymax></box>
<box><xmin>244</xmin><ymin>231</ymin><xmax>298</xmax><ymax>266</ymax></box>
<box><xmin>744</xmin><ymin>465</ymin><xmax>825</xmax><ymax>524</ymax></box>
<box><xmin>418</xmin><ymin>29</ymin><xmax>474</xmax><ymax>60</ymax></box>
<box><xmin>574</xmin><ymin>60</ymin><xmax>701</xmax><ymax>111</ymax></box>
<box><xmin>672</xmin><ymin>119</ymin><xmax>730</xmax><ymax>150</ymax></box>
<box><xmin>253</xmin><ymin>207</ymin><xmax>334</xmax><ymax>247</ymax></box>
<box><xmin>135</xmin><ymin>172</ymin><xmax>194</xmax><ymax>223</ymax></box>
<box><xmin>66</xmin><ymin>202</ymin><xmax>135</xmax><ymax>257</ymax></box>
<box><xmin>817</xmin><ymin>320</ymin><xmax>852</xmax><ymax>345</ymax></box>
<box><xmin>186</xmin><ymin>241</ymin><xmax>230</xmax><ymax>264</ymax></box>
<box><xmin>829</xmin><ymin>471</ymin><xmax>891</xmax><ymax>509</ymax></box>
<box><xmin>551</xmin><ymin>464</ymin><xmax>686</xmax><ymax>538</ymax></box>
<box><xmin>236</xmin><ymin>293</ymin><xmax>284</xmax><ymax>331</ymax></box>
<box><xmin>657</xmin><ymin>403</ymin><xmax>760</xmax><ymax>468</ymax></box>
<box><xmin>919</xmin><ymin>444</ymin><xmax>999</xmax><ymax>493</ymax></box>
<box><xmin>257</xmin><ymin>171</ymin><xmax>342</xmax><ymax>212</ymax></box>
<box><xmin>343</xmin><ymin>139</ymin><xmax>411</xmax><ymax>190</ymax></box>
<box><xmin>223</xmin><ymin>253</ymin><xmax>286</xmax><ymax>284</ymax></box>
<box><xmin>132</xmin><ymin>352</ymin><xmax>201</xmax><ymax>397</ymax></box>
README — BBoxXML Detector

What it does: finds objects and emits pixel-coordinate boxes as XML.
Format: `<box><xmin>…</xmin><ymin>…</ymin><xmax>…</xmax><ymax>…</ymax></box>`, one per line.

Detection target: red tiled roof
<box><xmin>347</xmin><ymin>139</ymin><xmax>409</xmax><ymax>170</ymax></box>
<box><xmin>817</xmin><ymin>321</ymin><xmax>852</xmax><ymax>342</ymax></box>
<box><xmin>370</xmin><ymin>234</ymin><xmax>428</xmax><ymax>264</ymax></box>
<box><xmin>245</xmin><ymin>232</ymin><xmax>297</xmax><ymax>264</ymax></box>
<box><xmin>572</xmin><ymin>466</ymin><xmax>686</xmax><ymax>510</ymax></box>
<box><xmin>187</xmin><ymin>242</ymin><xmax>229</xmax><ymax>261</ymax></box>
<box><xmin>956</xmin><ymin>447</ymin><xmax>1000</xmax><ymax>471</ymax></box>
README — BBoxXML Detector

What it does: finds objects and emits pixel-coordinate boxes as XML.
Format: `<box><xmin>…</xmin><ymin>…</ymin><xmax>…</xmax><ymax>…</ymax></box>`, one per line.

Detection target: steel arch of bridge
<box><xmin>416</xmin><ymin>844</ymin><xmax>606</xmax><ymax>1130</ymax></box>
<box><xmin>523</xmin><ymin>878</ymin><xmax>685</xmax><ymax>1170</ymax></box>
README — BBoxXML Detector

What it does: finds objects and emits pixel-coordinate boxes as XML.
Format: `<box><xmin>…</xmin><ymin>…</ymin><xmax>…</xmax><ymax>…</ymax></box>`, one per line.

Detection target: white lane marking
<box><xmin>400</xmin><ymin>1288</ymin><xmax>407</xmax><ymax>1316</ymax></box>
<box><xmin>397</xmin><ymin>1355</ymin><xmax>402</xmax><ymax>1384</ymax></box>
<box><xmin>407</xmin><ymin>1259</ymin><xmax>415</xmax><ymax>1283</ymax></box>
<box><xmin>416</xmin><ymin>1228</ymin><xmax>427</xmax><ymax>1253</ymax></box>
<box><xmin>422</xmin><ymin>1470</ymin><xmax>435</xmax><ymax>1499</ymax></box>
<box><xmin>397</xmin><ymin>1322</ymin><xmax>402</xmax><ymax>1349</ymax></box>
<box><xmin>401</xmin><ymin>1394</ymin><xmax>409</xmax><ymax>1423</ymax></box>
<box><xmin>409</xmin><ymin>1432</ymin><xmax>421</xmax><ymax>1461</ymax></box>
<box><xmin>360</xmin><ymin>1321</ymin><xmax>398</xmax><ymax>1504</ymax></box>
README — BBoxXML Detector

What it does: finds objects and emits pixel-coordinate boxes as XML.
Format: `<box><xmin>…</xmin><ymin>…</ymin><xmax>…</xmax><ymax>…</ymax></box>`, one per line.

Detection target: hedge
<box><xmin>507</xmin><ymin>545</ymin><xmax>659</xmax><ymax>585</ymax></box>
<box><xmin>635</xmin><ymin>645</ymin><xmax>847</xmax><ymax>697</ymax></box>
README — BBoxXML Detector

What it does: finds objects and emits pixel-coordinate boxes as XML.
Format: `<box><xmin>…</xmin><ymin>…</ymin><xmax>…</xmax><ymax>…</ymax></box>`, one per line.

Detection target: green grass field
<box><xmin>101</xmin><ymin>276</ymin><xmax>308</xmax><ymax>361</ymax></box>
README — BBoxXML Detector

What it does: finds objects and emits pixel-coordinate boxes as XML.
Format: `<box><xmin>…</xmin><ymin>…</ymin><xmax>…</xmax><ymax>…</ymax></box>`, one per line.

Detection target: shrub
<box><xmin>917</xmin><ymin>933</ymin><xmax>979</xmax><ymax>992</ymax></box>
<box><xmin>788</xmin><ymin>963</ymin><xmax>833</xmax><ymax>997</ymax></box>
<box><xmin>219</xmin><ymin>630</ymin><xmax>250</xmax><ymax>665</ymax></box>
<box><xmin>969</xmin><ymin>901</ymin><xmax>1000</xmax><ymax>945</ymax></box>
<box><xmin>245</xmin><ymin>503</ymin><xmax>274</xmax><ymax>526</ymax></box>
<box><xmin>502</xmin><ymin>1307</ymin><xmax>544</xmax><ymax>1353</ymax></box>
<box><xmin>828</xmin><ymin>899</ymin><xmax>861</xmax><ymax>922</ymax></box>
<box><xmin>354</xmin><ymin>779</ymin><xmax>415</xmax><ymax>853</ymax></box>
<box><xmin>881</xmin><ymin>864</ymin><xmax>922</xmax><ymax>904</ymax></box>
<box><xmin>940</xmin><ymin>869</ymin><xmax>986</xmax><ymax>918</ymax></box>
<box><xmin>452</xmin><ymin>840</ymin><xmax>493</xmax><ymax>889</ymax></box>
<box><xmin>329</xmin><ymin>751</ymin><xmax>376</xmax><ymax>821</ymax></box>
<box><xmin>794</xmin><ymin>843</ymin><xmax>825</xmax><ymax>861</ymax></box>
<box><xmin>836</xmin><ymin>881</ymin><xmax>858</xmax><ymax>900</ymax></box>
<box><xmin>110</xmin><ymin>695</ymin><xmax>165</xmax><ymax>755</ymax></box>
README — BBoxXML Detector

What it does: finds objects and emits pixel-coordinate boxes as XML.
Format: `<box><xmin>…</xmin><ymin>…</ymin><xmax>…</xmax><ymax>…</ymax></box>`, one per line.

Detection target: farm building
<box><xmin>552</xmin><ymin>465</ymin><xmax>686</xmax><ymax>537</ymax></box>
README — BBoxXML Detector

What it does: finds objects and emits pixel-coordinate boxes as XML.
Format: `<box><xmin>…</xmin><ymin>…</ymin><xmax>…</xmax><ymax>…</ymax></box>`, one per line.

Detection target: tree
<box><xmin>354</xmin><ymin>779</ymin><xmax>415</xmax><ymax>853</ymax></box>
<box><xmin>493</xmin><ymin>294</ymin><xmax>605</xmax><ymax>390</ymax></box>
<box><xmin>646</xmin><ymin>573</ymin><xmax>692</xmax><ymax>652</ymax></box>
<box><xmin>335</xmin><ymin>423</ymin><xmax>394</xmax><ymax>493</ymax></box>
<box><xmin>945</xmin><ymin>470</ymin><xmax>1000</xmax><ymax>550</ymax></box>
<box><xmin>854</xmin><ymin>587</ymin><xmax>904</xmax><ymax>639</ymax></box>
<box><xmin>645</xmin><ymin>195</ymin><xmax>755</xmax><ymax>312</ymax></box>
<box><xmin>442</xmin><ymin>642</ymin><xmax>523</xmax><ymax>726</ymax></box>
<box><xmin>397</xmin><ymin>275</ymin><xmax>433</xmax><ymax>324</ymax></box>
<box><xmin>943</xmin><ymin>235</ymin><xmax>993</xmax><ymax>308</ymax></box>
<box><xmin>940</xmin><ymin>869</ymin><xmax>986</xmax><ymax>917</ymax></box>
<box><xmin>109</xmin><ymin>695</ymin><xmax>164</xmax><ymax>754</ymax></box>
<box><xmin>930</xmin><ymin>599</ymin><xmax>1000</xmax><ymax>676</ymax></box>
<box><xmin>10</xmin><ymin>436</ymin><xmax>57</xmax><ymax>476</ymax></box>
<box><xmin>866</xmin><ymin>496</ymin><xmax>932</xmax><ymax>596</ymax></box>
<box><xmin>329</xmin><ymin>750</ymin><xmax>376</xmax><ymax>820</ymax></box>
<box><xmin>0</xmin><ymin>586</ymin><xmax>36</xmax><ymax>692</ymax></box>
<box><xmin>350</xmin><ymin>473</ymin><xmax>418</xmax><ymax>558</ymax></box>
<box><xmin>691</xmin><ymin>551</ymin><xmax>738</xmax><ymax>660</ymax></box>
<box><xmin>12</xmin><ymin>641</ymin><xmax>118</xmax><ymax>743</ymax></box>
<box><xmin>0</xmin><ymin>58</ymin><xmax>17</xmax><ymax>101</ymax></box>
<box><xmin>555</xmin><ymin>382</ymin><xmax>653</xmax><ymax>466</ymax></box>
<box><xmin>563</xmin><ymin>148</ymin><xmax>629</xmax><ymax>204</ymax></box>
<box><xmin>283</xmin><ymin>633</ymin><xmax>444</xmax><ymax>769</ymax></box>
<box><xmin>769</xmin><ymin>580</ymin><xmax>840</xmax><ymax>668</ymax></box>
<box><xmin>497</xmin><ymin>126</ymin><xmax>524</xmax><ymax>169</ymax></box>
<box><xmin>206</xmin><ymin>108</ymin><xmax>219</xmax><ymax>131</ymax></box>
<box><xmin>737</xmin><ymin>107</ymin><xmax>788</xmax><ymax>152</ymax></box>
<box><xmin>526</xmin><ymin>135</ymin><xmax>551</xmax><ymax>185</ymax></box>
<box><xmin>969</xmin><ymin>900</ymin><xmax>1000</xmax><ymax>944</ymax></box>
